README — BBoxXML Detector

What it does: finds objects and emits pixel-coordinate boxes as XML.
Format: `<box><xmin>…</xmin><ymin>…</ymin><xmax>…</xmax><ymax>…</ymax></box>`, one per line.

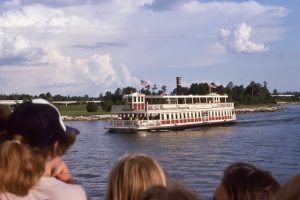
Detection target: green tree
<box><xmin>152</xmin><ymin>84</ymin><xmax>158</xmax><ymax>95</ymax></box>
<box><xmin>86</xmin><ymin>102</ymin><xmax>98</xmax><ymax>112</ymax></box>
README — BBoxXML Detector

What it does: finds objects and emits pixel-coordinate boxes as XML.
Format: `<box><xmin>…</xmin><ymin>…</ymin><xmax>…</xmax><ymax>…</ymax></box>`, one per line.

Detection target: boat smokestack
<box><xmin>176</xmin><ymin>77</ymin><xmax>182</xmax><ymax>95</ymax></box>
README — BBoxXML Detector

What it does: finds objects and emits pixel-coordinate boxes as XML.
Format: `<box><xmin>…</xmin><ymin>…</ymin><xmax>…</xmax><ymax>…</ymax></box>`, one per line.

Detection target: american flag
<box><xmin>140</xmin><ymin>80</ymin><xmax>149</xmax><ymax>88</ymax></box>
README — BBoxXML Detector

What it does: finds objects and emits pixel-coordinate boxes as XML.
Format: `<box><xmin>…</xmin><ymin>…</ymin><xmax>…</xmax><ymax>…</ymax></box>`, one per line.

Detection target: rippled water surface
<box><xmin>64</xmin><ymin>104</ymin><xmax>300</xmax><ymax>200</ymax></box>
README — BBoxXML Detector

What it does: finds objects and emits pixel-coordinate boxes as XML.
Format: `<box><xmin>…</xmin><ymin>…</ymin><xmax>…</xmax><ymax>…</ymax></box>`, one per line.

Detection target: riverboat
<box><xmin>105</xmin><ymin>92</ymin><xmax>236</xmax><ymax>132</ymax></box>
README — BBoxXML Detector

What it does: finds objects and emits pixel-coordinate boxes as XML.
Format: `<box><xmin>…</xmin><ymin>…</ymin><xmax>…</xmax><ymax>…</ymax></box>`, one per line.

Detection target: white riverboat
<box><xmin>105</xmin><ymin>92</ymin><xmax>236</xmax><ymax>132</ymax></box>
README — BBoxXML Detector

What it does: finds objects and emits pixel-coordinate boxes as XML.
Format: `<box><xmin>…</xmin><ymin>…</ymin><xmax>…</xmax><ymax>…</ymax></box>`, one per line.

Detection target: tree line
<box><xmin>1</xmin><ymin>81</ymin><xmax>299</xmax><ymax>111</ymax></box>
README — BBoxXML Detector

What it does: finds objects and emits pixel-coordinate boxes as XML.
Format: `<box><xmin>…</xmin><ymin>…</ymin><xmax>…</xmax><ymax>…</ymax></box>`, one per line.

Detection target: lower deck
<box><xmin>105</xmin><ymin>109</ymin><xmax>236</xmax><ymax>132</ymax></box>
<box><xmin>106</xmin><ymin>119</ymin><xmax>236</xmax><ymax>132</ymax></box>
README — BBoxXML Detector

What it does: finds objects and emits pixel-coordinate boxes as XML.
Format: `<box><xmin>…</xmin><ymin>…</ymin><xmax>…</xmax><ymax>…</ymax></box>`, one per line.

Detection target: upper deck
<box><xmin>111</xmin><ymin>93</ymin><xmax>234</xmax><ymax>113</ymax></box>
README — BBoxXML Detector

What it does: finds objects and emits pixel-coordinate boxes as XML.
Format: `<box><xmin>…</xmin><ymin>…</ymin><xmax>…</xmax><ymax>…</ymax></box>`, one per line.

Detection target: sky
<box><xmin>0</xmin><ymin>0</ymin><xmax>299</xmax><ymax>96</ymax></box>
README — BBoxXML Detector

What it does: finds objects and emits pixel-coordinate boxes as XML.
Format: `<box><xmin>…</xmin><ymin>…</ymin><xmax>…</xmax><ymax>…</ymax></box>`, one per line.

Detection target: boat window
<box><xmin>178</xmin><ymin>98</ymin><xmax>185</xmax><ymax>104</ymax></box>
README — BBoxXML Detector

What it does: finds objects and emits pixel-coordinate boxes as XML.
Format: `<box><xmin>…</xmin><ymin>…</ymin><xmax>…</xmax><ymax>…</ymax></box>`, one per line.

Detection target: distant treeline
<box><xmin>1</xmin><ymin>81</ymin><xmax>299</xmax><ymax>111</ymax></box>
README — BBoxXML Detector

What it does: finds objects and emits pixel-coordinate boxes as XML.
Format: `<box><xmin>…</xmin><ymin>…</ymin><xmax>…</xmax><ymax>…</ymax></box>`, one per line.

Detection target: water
<box><xmin>63</xmin><ymin>104</ymin><xmax>300</xmax><ymax>200</ymax></box>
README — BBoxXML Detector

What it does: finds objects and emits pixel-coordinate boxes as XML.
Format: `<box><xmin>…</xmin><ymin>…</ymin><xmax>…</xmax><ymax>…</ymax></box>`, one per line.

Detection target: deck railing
<box><xmin>111</xmin><ymin>103</ymin><xmax>234</xmax><ymax>113</ymax></box>
<box><xmin>109</xmin><ymin>120</ymin><xmax>161</xmax><ymax>128</ymax></box>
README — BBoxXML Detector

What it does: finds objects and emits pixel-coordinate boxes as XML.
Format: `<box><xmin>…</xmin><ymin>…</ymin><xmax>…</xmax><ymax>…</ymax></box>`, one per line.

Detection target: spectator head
<box><xmin>0</xmin><ymin>99</ymin><xmax>79</xmax><ymax>196</ymax></box>
<box><xmin>213</xmin><ymin>162</ymin><xmax>280</xmax><ymax>200</ymax></box>
<box><xmin>105</xmin><ymin>153</ymin><xmax>167</xmax><ymax>200</ymax></box>
<box><xmin>276</xmin><ymin>172</ymin><xmax>300</xmax><ymax>200</ymax></box>
<box><xmin>139</xmin><ymin>184</ymin><xmax>200</xmax><ymax>200</ymax></box>
<box><xmin>0</xmin><ymin>138</ymin><xmax>44</xmax><ymax>196</ymax></box>
<box><xmin>0</xmin><ymin>105</ymin><xmax>11</xmax><ymax>134</ymax></box>
<box><xmin>6</xmin><ymin>99</ymin><xmax>79</xmax><ymax>157</ymax></box>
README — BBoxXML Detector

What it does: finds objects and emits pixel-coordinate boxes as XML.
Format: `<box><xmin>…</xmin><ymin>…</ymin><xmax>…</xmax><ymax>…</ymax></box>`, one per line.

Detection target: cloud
<box><xmin>112</xmin><ymin>0</ymin><xmax>154</xmax><ymax>13</ymax></box>
<box><xmin>0</xmin><ymin>47</ymin><xmax>139</xmax><ymax>95</ymax></box>
<box><xmin>0</xmin><ymin>31</ymin><xmax>44</xmax><ymax>64</ymax></box>
<box><xmin>0</xmin><ymin>0</ymin><xmax>289</xmax><ymax>95</ymax></box>
<box><xmin>73</xmin><ymin>42</ymin><xmax>128</xmax><ymax>49</ymax></box>
<box><xmin>219</xmin><ymin>22</ymin><xmax>269</xmax><ymax>53</ymax></box>
<box><xmin>1</xmin><ymin>0</ymin><xmax>106</xmax><ymax>8</ymax></box>
<box><xmin>0</xmin><ymin>4</ymin><xmax>91</xmax><ymax>30</ymax></box>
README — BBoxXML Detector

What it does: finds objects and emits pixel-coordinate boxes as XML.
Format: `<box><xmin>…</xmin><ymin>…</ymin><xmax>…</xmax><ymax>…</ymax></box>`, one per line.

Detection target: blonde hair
<box><xmin>0</xmin><ymin>136</ymin><xmax>45</xmax><ymax>196</ymax></box>
<box><xmin>105</xmin><ymin>153</ymin><xmax>167</xmax><ymax>200</ymax></box>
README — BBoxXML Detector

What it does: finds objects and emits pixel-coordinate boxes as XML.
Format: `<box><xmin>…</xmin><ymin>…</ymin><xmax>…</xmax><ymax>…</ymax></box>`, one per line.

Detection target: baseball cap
<box><xmin>7</xmin><ymin>99</ymin><xmax>79</xmax><ymax>148</ymax></box>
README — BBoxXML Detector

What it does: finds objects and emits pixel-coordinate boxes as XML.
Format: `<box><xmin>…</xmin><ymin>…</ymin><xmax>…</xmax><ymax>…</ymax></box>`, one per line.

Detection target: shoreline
<box><xmin>62</xmin><ymin>106</ymin><xmax>283</xmax><ymax>121</ymax></box>
<box><xmin>234</xmin><ymin>106</ymin><xmax>280</xmax><ymax>113</ymax></box>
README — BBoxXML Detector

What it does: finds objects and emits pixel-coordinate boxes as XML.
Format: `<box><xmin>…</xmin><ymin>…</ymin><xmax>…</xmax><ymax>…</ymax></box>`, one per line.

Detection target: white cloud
<box><xmin>119</xmin><ymin>64</ymin><xmax>139</xmax><ymax>86</ymax></box>
<box><xmin>40</xmin><ymin>49</ymin><xmax>139</xmax><ymax>91</ymax></box>
<box><xmin>113</xmin><ymin>0</ymin><xmax>154</xmax><ymax>13</ymax></box>
<box><xmin>0</xmin><ymin>5</ymin><xmax>91</xmax><ymax>30</ymax></box>
<box><xmin>0</xmin><ymin>31</ymin><xmax>44</xmax><ymax>62</ymax></box>
<box><xmin>0</xmin><ymin>0</ymin><xmax>289</xmax><ymax>94</ymax></box>
<box><xmin>219</xmin><ymin>22</ymin><xmax>269</xmax><ymax>53</ymax></box>
<box><xmin>0</xmin><ymin>47</ymin><xmax>139</xmax><ymax>95</ymax></box>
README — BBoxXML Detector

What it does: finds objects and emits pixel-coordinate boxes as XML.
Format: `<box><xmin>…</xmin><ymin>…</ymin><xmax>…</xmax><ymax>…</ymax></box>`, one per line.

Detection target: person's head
<box><xmin>105</xmin><ymin>153</ymin><xmax>167</xmax><ymax>200</ymax></box>
<box><xmin>276</xmin><ymin>172</ymin><xmax>300</xmax><ymax>200</ymax></box>
<box><xmin>0</xmin><ymin>138</ymin><xmax>45</xmax><ymax>196</ymax></box>
<box><xmin>213</xmin><ymin>162</ymin><xmax>280</xmax><ymax>200</ymax></box>
<box><xmin>0</xmin><ymin>99</ymin><xmax>79</xmax><ymax>196</ymax></box>
<box><xmin>139</xmin><ymin>185</ymin><xmax>200</xmax><ymax>200</ymax></box>
<box><xmin>0</xmin><ymin>105</ymin><xmax>11</xmax><ymax>135</ymax></box>
<box><xmin>6</xmin><ymin>99</ymin><xmax>79</xmax><ymax>158</ymax></box>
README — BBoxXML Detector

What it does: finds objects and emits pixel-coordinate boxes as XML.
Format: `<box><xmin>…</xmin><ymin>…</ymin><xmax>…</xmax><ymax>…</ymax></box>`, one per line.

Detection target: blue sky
<box><xmin>0</xmin><ymin>0</ymin><xmax>299</xmax><ymax>96</ymax></box>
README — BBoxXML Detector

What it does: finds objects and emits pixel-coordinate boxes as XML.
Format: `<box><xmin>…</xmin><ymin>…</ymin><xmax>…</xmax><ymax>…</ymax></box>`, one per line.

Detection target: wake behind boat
<box><xmin>105</xmin><ymin>92</ymin><xmax>236</xmax><ymax>132</ymax></box>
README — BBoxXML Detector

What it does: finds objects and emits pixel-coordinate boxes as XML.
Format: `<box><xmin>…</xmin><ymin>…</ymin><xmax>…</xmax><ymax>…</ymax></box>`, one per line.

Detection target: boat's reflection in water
<box><xmin>136</xmin><ymin>125</ymin><xmax>234</xmax><ymax>139</ymax></box>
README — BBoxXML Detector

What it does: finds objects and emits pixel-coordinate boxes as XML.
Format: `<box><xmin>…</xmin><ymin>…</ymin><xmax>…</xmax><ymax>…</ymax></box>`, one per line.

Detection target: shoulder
<box><xmin>33</xmin><ymin>177</ymin><xmax>88</xmax><ymax>200</ymax></box>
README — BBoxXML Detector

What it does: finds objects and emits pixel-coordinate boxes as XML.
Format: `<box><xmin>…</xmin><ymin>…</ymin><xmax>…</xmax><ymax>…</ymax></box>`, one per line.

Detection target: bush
<box><xmin>86</xmin><ymin>102</ymin><xmax>98</xmax><ymax>112</ymax></box>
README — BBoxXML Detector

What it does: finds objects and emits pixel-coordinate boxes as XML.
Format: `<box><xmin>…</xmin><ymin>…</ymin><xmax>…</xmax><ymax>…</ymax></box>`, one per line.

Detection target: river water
<box><xmin>64</xmin><ymin>104</ymin><xmax>300</xmax><ymax>200</ymax></box>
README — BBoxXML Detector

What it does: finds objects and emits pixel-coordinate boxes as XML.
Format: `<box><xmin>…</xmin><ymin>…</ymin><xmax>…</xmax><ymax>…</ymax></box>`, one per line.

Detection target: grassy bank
<box><xmin>56</xmin><ymin>102</ymin><xmax>297</xmax><ymax>117</ymax></box>
<box><xmin>56</xmin><ymin>104</ymin><xmax>109</xmax><ymax>116</ymax></box>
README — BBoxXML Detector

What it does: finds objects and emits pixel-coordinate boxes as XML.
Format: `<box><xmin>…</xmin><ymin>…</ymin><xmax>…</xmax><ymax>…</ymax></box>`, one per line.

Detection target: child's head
<box><xmin>213</xmin><ymin>162</ymin><xmax>280</xmax><ymax>200</ymax></box>
<box><xmin>105</xmin><ymin>153</ymin><xmax>167</xmax><ymax>200</ymax></box>
<box><xmin>276</xmin><ymin>172</ymin><xmax>300</xmax><ymax>200</ymax></box>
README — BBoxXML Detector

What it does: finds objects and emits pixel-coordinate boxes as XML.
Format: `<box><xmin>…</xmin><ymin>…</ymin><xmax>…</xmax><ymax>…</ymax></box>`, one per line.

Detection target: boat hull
<box><xmin>106</xmin><ymin>120</ymin><xmax>236</xmax><ymax>133</ymax></box>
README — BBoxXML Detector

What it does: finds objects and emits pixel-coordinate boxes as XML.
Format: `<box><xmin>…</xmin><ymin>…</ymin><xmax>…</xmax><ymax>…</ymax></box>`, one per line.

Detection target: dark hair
<box><xmin>6</xmin><ymin>99</ymin><xmax>78</xmax><ymax>158</ymax></box>
<box><xmin>139</xmin><ymin>184</ymin><xmax>200</xmax><ymax>200</ymax></box>
<box><xmin>214</xmin><ymin>162</ymin><xmax>280</xmax><ymax>200</ymax></box>
<box><xmin>276</xmin><ymin>172</ymin><xmax>300</xmax><ymax>200</ymax></box>
<box><xmin>0</xmin><ymin>105</ymin><xmax>11</xmax><ymax>132</ymax></box>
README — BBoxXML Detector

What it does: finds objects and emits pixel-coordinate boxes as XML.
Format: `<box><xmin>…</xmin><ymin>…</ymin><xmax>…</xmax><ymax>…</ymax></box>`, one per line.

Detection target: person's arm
<box><xmin>51</xmin><ymin>158</ymin><xmax>74</xmax><ymax>184</ymax></box>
